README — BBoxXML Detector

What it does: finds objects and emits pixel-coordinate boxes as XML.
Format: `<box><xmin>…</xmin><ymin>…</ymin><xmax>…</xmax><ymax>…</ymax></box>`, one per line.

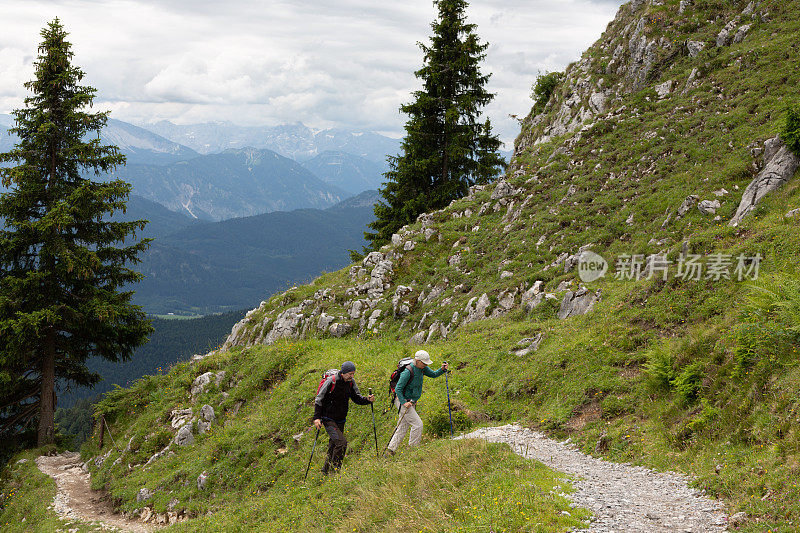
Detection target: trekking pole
<box><xmin>444</xmin><ymin>362</ymin><xmax>453</xmax><ymax>438</ymax></box>
<box><xmin>303</xmin><ymin>426</ymin><xmax>321</xmax><ymax>481</ymax></box>
<box><xmin>369</xmin><ymin>388</ymin><xmax>379</xmax><ymax>458</ymax></box>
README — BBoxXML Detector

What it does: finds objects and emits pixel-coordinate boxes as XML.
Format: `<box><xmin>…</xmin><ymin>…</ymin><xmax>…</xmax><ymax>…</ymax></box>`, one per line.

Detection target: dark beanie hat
<box><xmin>341</xmin><ymin>361</ymin><xmax>356</xmax><ymax>374</ymax></box>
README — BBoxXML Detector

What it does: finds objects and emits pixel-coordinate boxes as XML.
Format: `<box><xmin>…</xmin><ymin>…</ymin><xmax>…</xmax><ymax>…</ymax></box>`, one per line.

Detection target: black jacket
<box><xmin>313</xmin><ymin>372</ymin><xmax>371</xmax><ymax>422</ymax></box>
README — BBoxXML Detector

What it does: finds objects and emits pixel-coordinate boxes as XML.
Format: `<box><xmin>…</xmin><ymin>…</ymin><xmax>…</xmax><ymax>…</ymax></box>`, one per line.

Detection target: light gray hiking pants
<box><xmin>387</xmin><ymin>398</ymin><xmax>423</xmax><ymax>451</ymax></box>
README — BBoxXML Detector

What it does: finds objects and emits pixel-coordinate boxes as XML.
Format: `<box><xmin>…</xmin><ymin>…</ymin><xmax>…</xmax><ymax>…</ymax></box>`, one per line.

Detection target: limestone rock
<box><xmin>522</xmin><ymin>282</ymin><xmax>545</xmax><ymax>312</ymax></box>
<box><xmin>264</xmin><ymin>305</ymin><xmax>305</xmax><ymax>345</ymax></box>
<box><xmin>698</xmin><ymin>199</ymin><xmax>721</xmax><ymax>215</ymax></box>
<box><xmin>786</xmin><ymin>208</ymin><xmax>800</xmax><ymax>218</ymax></box>
<box><xmin>201</xmin><ymin>404</ymin><xmax>215</xmax><ymax>423</ymax></box>
<box><xmin>410</xmin><ymin>331</ymin><xmax>427</xmax><ymax>344</ymax></box>
<box><xmin>676</xmin><ymin>195</ymin><xmax>699</xmax><ymax>217</ymax></box>
<box><xmin>197</xmin><ymin>471</ymin><xmax>209</xmax><ymax>490</ymax></box>
<box><xmin>716</xmin><ymin>20</ymin><xmax>737</xmax><ymax>47</ymax></box>
<box><xmin>367</xmin><ymin>309</ymin><xmax>382</xmax><ymax>330</ymax></box>
<box><xmin>510</xmin><ymin>334</ymin><xmax>544</xmax><ymax>357</ymax></box>
<box><xmin>733</xmin><ymin>24</ymin><xmax>752</xmax><ymax>43</ymax></box>
<box><xmin>170</xmin><ymin>408</ymin><xmax>193</xmax><ymax>429</ymax></box>
<box><xmin>730</xmin><ymin>137</ymin><xmax>800</xmax><ymax>226</ymax></box>
<box><xmin>679</xmin><ymin>0</ymin><xmax>692</xmax><ymax>13</ymax></box>
<box><xmin>654</xmin><ymin>80</ymin><xmax>673</xmax><ymax>98</ymax></box>
<box><xmin>500</xmin><ymin>271</ymin><xmax>514</xmax><ymax>279</ymax></box>
<box><xmin>686</xmin><ymin>40</ymin><xmax>706</xmax><ymax>58</ymax></box>
<box><xmin>424</xmin><ymin>228</ymin><xmax>438</xmax><ymax>241</ymax></box>
<box><xmin>174</xmin><ymin>423</ymin><xmax>195</xmax><ymax>447</ymax></box>
<box><xmin>329</xmin><ymin>322</ymin><xmax>352</xmax><ymax>338</ymax></box>
<box><xmin>362</xmin><ymin>251</ymin><xmax>385</xmax><ymax>268</ymax></box>
<box><xmin>491</xmin><ymin>180</ymin><xmax>514</xmax><ymax>200</ymax></box>
<box><xmin>191</xmin><ymin>372</ymin><xmax>214</xmax><ymax>396</ymax></box>
<box><xmin>557</xmin><ymin>288</ymin><xmax>600</xmax><ymax>320</ymax></box>
<box><xmin>136</xmin><ymin>488</ymin><xmax>154</xmax><ymax>502</ymax></box>
<box><xmin>315</xmin><ymin>314</ymin><xmax>334</xmax><ymax>332</ymax></box>
<box><xmin>463</xmin><ymin>293</ymin><xmax>491</xmax><ymax>324</ymax></box>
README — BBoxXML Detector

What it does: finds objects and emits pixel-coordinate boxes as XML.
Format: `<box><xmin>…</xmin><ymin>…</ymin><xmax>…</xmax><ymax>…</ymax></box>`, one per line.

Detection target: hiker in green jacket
<box><xmin>386</xmin><ymin>350</ymin><xmax>449</xmax><ymax>454</ymax></box>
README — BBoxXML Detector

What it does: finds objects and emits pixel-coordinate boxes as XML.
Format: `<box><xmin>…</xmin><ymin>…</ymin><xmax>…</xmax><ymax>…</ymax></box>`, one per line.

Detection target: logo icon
<box><xmin>578</xmin><ymin>251</ymin><xmax>608</xmax><ymax>283</ymax></box>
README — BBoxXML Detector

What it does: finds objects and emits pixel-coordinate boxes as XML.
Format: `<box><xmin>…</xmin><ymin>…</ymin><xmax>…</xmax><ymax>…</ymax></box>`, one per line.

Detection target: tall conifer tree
<box><xmin>366</xmin><ymin>0</ymin><xmax>505</xmax><ymax>250</ymax></box>
<box><xmin>0</xmin><ymin>20</ymin><xmax>152</xmax><ymax>447</ymax></box>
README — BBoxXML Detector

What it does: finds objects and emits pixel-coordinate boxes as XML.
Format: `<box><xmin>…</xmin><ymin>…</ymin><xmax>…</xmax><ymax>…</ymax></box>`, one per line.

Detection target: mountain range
<box><xmin>126</xmin><ymin>191</ymin><xmax>377</xmax><ymax>315</ymax></box>
<box><xmin>141</xmin><ymin>120</ymin><xmax>400</xmax><ymax>169</ymax></box>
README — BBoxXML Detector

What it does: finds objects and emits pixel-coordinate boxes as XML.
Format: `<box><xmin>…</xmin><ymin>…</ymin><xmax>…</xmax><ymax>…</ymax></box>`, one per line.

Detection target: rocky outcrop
<box><xmin>730</xmin><ymin>137</ymin><xmax>800</xmax><ymax>226</ymax></box>
<box><xmin>510</xmin><ymin>334</ymin><xmax>544</xmax><ymax>357</ymax></box>
<box><xmin>558</xmin><ymin>288</ymin><xmax>600</xmax><ymax>320</ymax></box>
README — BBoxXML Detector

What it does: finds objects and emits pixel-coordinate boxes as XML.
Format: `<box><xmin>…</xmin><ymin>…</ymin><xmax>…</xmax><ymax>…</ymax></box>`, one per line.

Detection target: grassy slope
<box><xmin>3</xmin><ymin>0</ymin><xmax>800</xmax><ymax>531</ymax></box>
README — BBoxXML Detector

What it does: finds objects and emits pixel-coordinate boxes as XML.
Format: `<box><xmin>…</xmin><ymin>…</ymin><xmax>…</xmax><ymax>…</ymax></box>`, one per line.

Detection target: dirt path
<box><xmin>36</xmin><ymin>452</ymin><xmax>153</xmax><ymax>532</ymax></box>
<box><xmin>458</xmin><ymin>425</ymin><xmax>730</xmax><ymax>532</ymax></box>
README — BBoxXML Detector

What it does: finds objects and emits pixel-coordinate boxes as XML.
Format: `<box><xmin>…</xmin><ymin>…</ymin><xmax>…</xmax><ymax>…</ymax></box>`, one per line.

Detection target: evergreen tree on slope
<box><xmin>0</xmin><ymin>19</ymin><xmax>152</xmax><ymax>448</ymax></box>
<box><xmin>366</xmin><ymin>0</ymin><xmax>505</xmax><ymax>250</ymax></box>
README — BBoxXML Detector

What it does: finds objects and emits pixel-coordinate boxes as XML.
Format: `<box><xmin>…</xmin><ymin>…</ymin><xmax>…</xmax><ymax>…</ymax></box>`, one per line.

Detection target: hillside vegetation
<box><xmin>3</xmin><ymin>0</ymin><xmax>800</xmax><ymax>531</ymax></box>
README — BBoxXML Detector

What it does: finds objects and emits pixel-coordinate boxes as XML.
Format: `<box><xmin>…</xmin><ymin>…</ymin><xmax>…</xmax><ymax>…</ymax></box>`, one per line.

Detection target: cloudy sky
<box><xmin>0</xmin><ymin>0</ymin><xmax>626</xmax><ymax>146</ymax></box>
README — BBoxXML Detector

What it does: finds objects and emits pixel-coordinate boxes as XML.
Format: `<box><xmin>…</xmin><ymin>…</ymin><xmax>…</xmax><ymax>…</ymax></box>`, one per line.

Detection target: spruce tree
<box><xmin>366</xmin><ymin>0</ymin><xmax>505</xmax><ymax>249</ymax></box>
<box><xmin>0</xmin><ymin>19</ymin><xmax>153</xmax><ymax>447</ymax></box>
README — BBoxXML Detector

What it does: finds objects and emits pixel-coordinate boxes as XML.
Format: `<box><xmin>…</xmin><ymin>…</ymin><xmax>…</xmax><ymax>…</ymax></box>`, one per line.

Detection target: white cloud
<box><xmin>0</xmin><ymin>0</ymin><xmax>626</xmax><ymax>146</ymax></box>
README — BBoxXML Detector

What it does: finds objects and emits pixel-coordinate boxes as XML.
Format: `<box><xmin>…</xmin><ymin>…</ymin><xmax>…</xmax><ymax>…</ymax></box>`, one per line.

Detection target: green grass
<box><xmin>5</xmin><ymin>0</ymin><xmax>800</xmax><ymax>531</ymax></box>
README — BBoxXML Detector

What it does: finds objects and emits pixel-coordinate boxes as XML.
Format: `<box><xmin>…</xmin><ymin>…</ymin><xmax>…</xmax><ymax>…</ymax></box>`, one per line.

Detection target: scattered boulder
<box><xmin>686</xmin><ymin>40</ymin><xmax>706</xmax><ymax>58</ymax></box>
<box><xmin>317</xmin><ymin>313</ymin><xmax>335</xmax><ymax>331</ymax></box>
<box><xmin>329</xmin><ymin>323</ymin><xmax>352</xmax><ymax>338</ymax></box>
<box><xmin>362</xmin><ymin>251</ymin><xmax>385</xmax><ymax>268</ymax></box>
<box><xmin>733</xmin><ymin>24</ymin><xmax>752</xmax><ymax>43</ymax></box>
<box><xmin>410</xmin><ymin>331</ymin><xmax>427</xmax><ymax>344</ymax></box>
<box><xmin>679</xmin><ymin>0</ymin><xmax>692</xmax><ymax>13</ymax></box>
<box><xmin>654</xmin><ymin>80</ymin><xmax>673</xmax><ymax>98</ymax></box>
<box><xmin>264</xmin><ymin>305</ymin><xmax>305</xmax><ymax>345</ymax></box>
<box><xmin>136</xmin><ymin>488</ymin><xmax>154</xmax><ymax>502</ymax></box>
<box><xmin>174</xmin><ymin>423</ymin><xmax>195</xmax><ymax>447</ymax></box>
<box><xmin>786</xmin><ymin>208</ymin><xmax>800</xmax><ymax>218</ymax></box>
<box><xmin>170</xmin><ymin>408</ymin><xmax>193</xmax><ymax>429</ymax></box>
<box><xmin>557</xmin><ymin>288</ymin><xmax>600</xmax><ymax>320</ymax></box>
<box><xmin>201</xmin><ymin>404</ymin><xmax>215</xmax><ymax>423</ymax></box>
<box><xmin>698</xmin><ymin>199</ymin><xmax>721</xmax><ymax>215</ymax></box>
<box><xmin>191</xmin><ymin>373</ymin><xmax>214</xmax><ymax>396</ymax></box>
<box><xmin>730</xmin><ymin>137</ymin><xmax>800</xmax><ymax>226</ymax></box>
<box><xmin>491</xmin><ymin>180</ymin><xmax>514</xmax><ymax>200</ymax></box>
<box><xmin>367</xmin><ymin>309</ymin><xmax>382</xmax><ymax>330</ymax></box>
<box><xmin>197</xmin><ymin>471</ymin><xmax>209</xmax><ymax>490</ymax></box>
<box><xmin>522</xmin><ymin>282</ymin><xmax>545</xmax><ymax>312</ymax></box>
<box><xmin>463</xmin><ymin>293</ymin><xmax>492</xmax><ymax>324</ymax></box>
<box><xmin>510</xmin><ymin>334</ymin><xmax>544</xmax><ymax>357</ymax></box>
<box><xmin>500</xmin><ymin>271</ymin><xmax>514</xmax><ymax>279</ymax></box>
<box><xmin>716</xmin><ymin>20</ymin><xmax>737</xmax><ymax>47</ymax></box>
<box><xmin>676</xmin><ymin>195</ymin><xmax>699</xmax><ymax>217</ymax></box>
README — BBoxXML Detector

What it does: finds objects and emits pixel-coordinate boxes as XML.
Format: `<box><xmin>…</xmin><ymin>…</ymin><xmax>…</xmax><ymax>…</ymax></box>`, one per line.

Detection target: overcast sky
<box><xmin>0</xmin><ymin>0</ymin><xmax>626</xmax><ymax>146</ymax></box>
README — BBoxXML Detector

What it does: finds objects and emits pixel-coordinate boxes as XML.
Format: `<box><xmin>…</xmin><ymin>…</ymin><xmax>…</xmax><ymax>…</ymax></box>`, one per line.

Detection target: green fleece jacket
<box><xmin>395</xmin><ymin>364</ymin><xmax>446</xmax><ymax>404</ymax></box>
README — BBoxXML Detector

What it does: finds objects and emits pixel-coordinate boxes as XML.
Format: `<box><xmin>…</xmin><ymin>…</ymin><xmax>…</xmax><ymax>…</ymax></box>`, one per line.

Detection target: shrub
<box><xmin>644</xmin><ymin>344</ymin><xmax>676</xmax><ymax>391</ymax></box>
<box><xmin>671</xmin><ymin>362</ymin><xmax>705</xmax><ymax>404</ymax></box>
<box><xmin>531</xmin><ymin>71</ymin><xmax>564</xmax><ymax>114</ymax></box>
<box><xmin>780</xmin><ymin>101</ymin><xmax>800</xmax><ymax>157</ymax></box>
<box><xmin>426</xmin><ymin>408</ymin><xmax>472</xmax><ymax>437</ymax></box>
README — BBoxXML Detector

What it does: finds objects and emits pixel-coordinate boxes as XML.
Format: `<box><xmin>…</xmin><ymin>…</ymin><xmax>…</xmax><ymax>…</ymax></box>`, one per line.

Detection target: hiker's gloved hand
<box><xmin>367</xmin><ymin>394</ymin><xmax>375</xmax><ymax>402</ymax></box>
<box><xmin>314</xmin><ymin>419</ymin><xmax>323</xmax><ymax>429</ymax></box>
<box><xmin>403</xmin><ymin>401</ymin><xmax>414</xmax><ymax>409</ymax></box>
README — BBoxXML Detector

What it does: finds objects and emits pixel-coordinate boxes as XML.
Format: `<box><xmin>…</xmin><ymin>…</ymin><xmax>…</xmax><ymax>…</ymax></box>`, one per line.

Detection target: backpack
<box><xmin>316</xmin><ymin>369</ymin><xmax>339</xmax><ymax>396</ymax></box>
<box><xmin>388</xmin><ymin>358</ymin><xmax>415</xmax><ymax>406</ymax></box>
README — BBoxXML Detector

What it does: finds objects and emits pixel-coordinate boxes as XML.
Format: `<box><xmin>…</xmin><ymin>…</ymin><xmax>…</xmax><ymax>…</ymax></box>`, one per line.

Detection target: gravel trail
<box><xmin>458</xmin><ymin>424</ymin><xmax>729</xmax><ymax>532</ymax></box>
<box><xmin>36</xmin><ymin>452</ymin><xmax>152</xmax><ymax>532</ymax></box>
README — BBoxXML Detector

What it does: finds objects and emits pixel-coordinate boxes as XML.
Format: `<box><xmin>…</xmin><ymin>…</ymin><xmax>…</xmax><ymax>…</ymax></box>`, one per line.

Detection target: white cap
<box><xmin>414</xmin><ymin>350</ymin><xmax>433</xmax><ymax>365</ymax></box>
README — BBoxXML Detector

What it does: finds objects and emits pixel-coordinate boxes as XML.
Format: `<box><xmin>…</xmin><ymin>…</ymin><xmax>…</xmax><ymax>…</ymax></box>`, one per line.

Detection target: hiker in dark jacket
<box><xmin>386</xmin><ymin>350</ymin><xmax>448</xmax><ymax>454</ymax></box>
<box><xmin>313</xmin><ymin>361</ymin><xmax>374</xmax><ymax>474</ymax></box>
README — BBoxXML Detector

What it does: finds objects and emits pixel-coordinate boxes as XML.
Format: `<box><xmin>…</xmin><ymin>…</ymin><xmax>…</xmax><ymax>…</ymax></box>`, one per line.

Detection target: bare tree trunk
<box><xmin>37</xmin><ymin>331</ymin><xmax>57</xmax><ymax>447</ymax></box>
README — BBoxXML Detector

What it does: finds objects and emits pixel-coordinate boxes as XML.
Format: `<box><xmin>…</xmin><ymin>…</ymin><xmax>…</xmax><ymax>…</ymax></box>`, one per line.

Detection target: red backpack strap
<box><xmin>330</xmin><ymin>373</ymin><xmax>337</xmax><ymax>392</ymax></box>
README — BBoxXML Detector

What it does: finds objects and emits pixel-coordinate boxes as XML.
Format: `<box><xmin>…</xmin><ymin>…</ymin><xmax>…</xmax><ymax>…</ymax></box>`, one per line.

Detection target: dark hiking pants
<box><xmin>322</xmin><ymin>419</ymin><xmax>347</xmax><ymax>474</ymax></box>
